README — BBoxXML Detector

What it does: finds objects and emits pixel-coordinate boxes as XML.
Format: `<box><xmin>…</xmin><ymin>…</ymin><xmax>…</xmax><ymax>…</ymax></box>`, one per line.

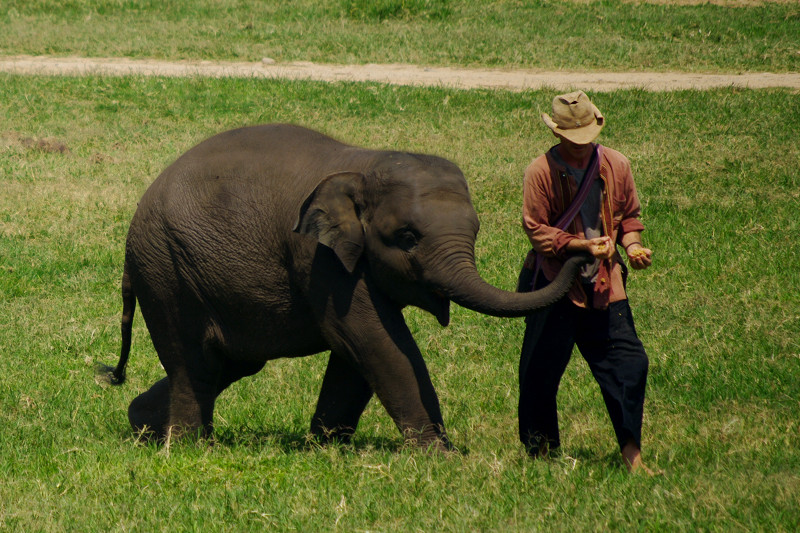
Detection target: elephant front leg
<box><xmin>369</xmin><ymin>344</ymin><xmax>452</xmax><ymax>452</ymax></box>
<box><xmin>320</xmin><ymin>285</ymin><xmax>452</xmax><ymax>452</ymax></box>
<box><xmin>310</xmin><ymin>351</ymin><xmax>374</xmax><ymax>444</ymax></box>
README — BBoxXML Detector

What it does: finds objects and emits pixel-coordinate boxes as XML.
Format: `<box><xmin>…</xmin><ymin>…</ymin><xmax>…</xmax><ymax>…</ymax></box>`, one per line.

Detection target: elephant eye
<box><xmin>395</xmin><ymin>228</ymin><xmax>419</xmax><ymax>251</ymax></box>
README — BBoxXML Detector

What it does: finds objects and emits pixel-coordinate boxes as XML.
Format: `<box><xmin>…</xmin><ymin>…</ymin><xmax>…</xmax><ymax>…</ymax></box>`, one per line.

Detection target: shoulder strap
<box><xmin>552</xmin><ymin>144</ymin><xmax>603</xmax><ymax>230</ymax></box>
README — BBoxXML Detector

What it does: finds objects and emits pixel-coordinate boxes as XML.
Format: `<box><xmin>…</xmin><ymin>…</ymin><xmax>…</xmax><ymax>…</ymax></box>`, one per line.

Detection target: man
<box><xmin>518</xmin><ymin>90</ymin><xmax>656</xmax><ymax>474</ymax></box>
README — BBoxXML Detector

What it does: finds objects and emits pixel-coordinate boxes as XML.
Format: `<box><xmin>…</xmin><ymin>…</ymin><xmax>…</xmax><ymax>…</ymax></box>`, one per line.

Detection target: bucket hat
<box><xmin>541</xmin><ymin>90</ymin><xmax>604</xmax><ymax>145</ymax></box>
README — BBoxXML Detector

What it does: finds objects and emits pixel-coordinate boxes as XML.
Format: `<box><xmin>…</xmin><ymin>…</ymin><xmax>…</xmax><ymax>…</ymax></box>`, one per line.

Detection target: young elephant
<box><xmin>100</xmin><ymin>124</ymin><xmax>587</xmax><ymax>449</ymax></box>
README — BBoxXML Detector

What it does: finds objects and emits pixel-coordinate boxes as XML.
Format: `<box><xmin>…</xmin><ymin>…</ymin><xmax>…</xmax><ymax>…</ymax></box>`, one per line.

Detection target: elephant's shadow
<box><xmin>125</xmin><ymin>423</ymin><xmax>410</xmax><ymax>454</ymax></box>
<box><xmin>122</xmin><ymin>422</ymin><xmax>470</xmax><ymax>455</ymax></box>
<box><xmin>213</xmin><ymin>426</ymin><xmax>471</xmax><ymax>455</ymax></box>
<box><xmin>216</xmin><ymin>428</ymin><xmax>411</xmax><ymax>454</ymax></box>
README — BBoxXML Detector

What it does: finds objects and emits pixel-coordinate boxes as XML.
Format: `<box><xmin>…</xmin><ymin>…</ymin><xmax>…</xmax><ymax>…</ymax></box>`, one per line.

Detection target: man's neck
<box><xmin>557</xmin><ymin>142</ymin><xmax>593</xmax><ymax>169</ymax></box>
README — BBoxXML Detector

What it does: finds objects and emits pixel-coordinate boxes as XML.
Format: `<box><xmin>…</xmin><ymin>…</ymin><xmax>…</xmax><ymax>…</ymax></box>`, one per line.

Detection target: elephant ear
<box><xmin>293</xmin><ymin>172</ymin><xmax>366</xmax><ymax>273</ymax></box>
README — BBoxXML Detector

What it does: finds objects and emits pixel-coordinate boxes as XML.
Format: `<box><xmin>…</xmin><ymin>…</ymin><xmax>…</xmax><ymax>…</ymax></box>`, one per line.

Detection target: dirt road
<box><xmin>2</xmin><ymin>55</ymin><xmax>799</xmax><ymax>92</ymax></box>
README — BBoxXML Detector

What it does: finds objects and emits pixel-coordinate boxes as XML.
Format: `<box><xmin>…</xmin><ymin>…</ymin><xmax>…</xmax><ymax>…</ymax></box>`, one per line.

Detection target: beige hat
<box><xmin>541</xmin><ymin>90</ymin><xmax>604</xmax><ymax>145</ymax></box>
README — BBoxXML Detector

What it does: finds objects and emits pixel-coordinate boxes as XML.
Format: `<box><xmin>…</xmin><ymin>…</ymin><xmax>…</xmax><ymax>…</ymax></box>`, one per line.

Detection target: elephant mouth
<box><xmin>429</xmin><ymin>290</ymin><xmax>451</xmax><ymax>327</ymax></box>
<box><xmin>385</xmin><ymin>280</ymin><xmax>451</xmax><ymax>327</ymax></box>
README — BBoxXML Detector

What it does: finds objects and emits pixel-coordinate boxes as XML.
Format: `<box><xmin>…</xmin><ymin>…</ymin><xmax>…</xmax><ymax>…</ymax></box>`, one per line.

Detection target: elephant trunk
<box><xmin>439</xmin><ymin>254</ymin><xmax>590</xmax><ymax>318</ymax></box>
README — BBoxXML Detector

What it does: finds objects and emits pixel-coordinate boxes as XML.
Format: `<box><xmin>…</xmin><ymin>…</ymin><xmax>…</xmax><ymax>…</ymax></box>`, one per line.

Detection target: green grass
<box><xmin>1</xmin><ymin>0</ymin><xmax>799</xmax><ymax>72</ymax></box>
<box><xmin>1</xmin><ymin>72</ymin><xmax>798</xmax><ymax>531</ymax></box>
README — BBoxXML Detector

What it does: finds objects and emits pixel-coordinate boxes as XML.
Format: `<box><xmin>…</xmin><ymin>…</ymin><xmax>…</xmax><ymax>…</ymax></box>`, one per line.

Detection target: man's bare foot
<box><xmin>621</xmin><ymin>441</ymin><xmax>662</xmax><ymax>476</ymax></box>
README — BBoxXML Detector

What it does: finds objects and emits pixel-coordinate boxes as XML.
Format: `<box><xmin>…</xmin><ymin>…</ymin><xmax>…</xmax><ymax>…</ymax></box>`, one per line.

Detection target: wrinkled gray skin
<box><xmin>101</xmin><ymin>124</ymin><xmax>588</xmax><ymax>450</ymax></box>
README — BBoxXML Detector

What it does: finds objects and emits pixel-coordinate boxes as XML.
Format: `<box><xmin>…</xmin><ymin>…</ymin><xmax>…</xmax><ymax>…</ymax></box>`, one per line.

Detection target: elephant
<box><xmin>99</xmin><ymin>123</ymin><xmax>588</xmax><ymax>450</ymax></box>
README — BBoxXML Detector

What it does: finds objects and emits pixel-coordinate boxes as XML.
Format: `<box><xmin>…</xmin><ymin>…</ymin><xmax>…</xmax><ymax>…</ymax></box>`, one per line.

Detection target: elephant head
<box><xmin>294</xmin><ymin>152</ymin><xmax>584</xmax><ymax>326</ymax></box>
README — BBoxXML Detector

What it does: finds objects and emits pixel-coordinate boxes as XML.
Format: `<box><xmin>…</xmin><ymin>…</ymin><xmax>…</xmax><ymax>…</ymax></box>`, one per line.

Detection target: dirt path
<box><xmin>2</xmin><ymin>55</ymin><xmax>798</xmax><ymax>92</ymax></box>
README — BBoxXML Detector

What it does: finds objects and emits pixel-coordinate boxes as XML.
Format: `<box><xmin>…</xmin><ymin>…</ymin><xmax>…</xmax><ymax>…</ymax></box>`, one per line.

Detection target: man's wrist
<box><xmin>565</xmin><ymin>238</ymin><xmax>588</xmax><ymax>253</ymax></box>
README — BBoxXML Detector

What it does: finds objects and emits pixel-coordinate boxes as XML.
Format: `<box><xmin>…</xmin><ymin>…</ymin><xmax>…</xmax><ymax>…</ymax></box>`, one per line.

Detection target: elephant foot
<box><xmin>402</xmin><ymin>425</ymin><xmax>453</xmax><ymax>453</ymax></box>
<box><xmin>128</xmin><ymin>377</ymin><xmax>170</xmax><ymax>442</ymax></box>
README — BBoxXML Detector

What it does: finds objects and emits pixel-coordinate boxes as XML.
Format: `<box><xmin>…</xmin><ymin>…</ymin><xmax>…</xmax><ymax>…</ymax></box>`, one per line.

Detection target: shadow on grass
<box><xmin>559</xmin><ymin>446</ymin><xmax>628</xmax><ymax>470</ymax></box>
<box><xmin>189</xmin><ymin>424</ymin><xmax>410</xmax><ymax>455</ymax></box>
<box><xmin>114</xmin><ymin>422</ymin><xmax>469</xmax><ymax>456</ymax></box>
<box><xmin>216</xmin><ymin>427</ymin><xmax>471</xmax><ymax>456</ymax></box>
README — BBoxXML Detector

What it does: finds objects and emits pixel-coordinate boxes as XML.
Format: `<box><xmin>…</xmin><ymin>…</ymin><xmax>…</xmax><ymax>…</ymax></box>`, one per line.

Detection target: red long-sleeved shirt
<box><xmin>522</xmin><ymin>144</ymin><xmax>644</xmax><ymax>308</ymax></box>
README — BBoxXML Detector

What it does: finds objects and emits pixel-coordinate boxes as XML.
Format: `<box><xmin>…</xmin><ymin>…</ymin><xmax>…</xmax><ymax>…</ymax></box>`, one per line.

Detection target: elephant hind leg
<box><xmin>140</xmin><ymin>324</ymin><xmax>221</xmax><ymax>441</ymax></box>
<box><xmin>127</xmin><ymin>371</ymin><xmax>217</xmax><ymax>443</ymax></box>
<box><xmin>165</xmin><ymin>366</ymin><xmax>219</xmax><ymax>441</ymax></box>
<box><xmin>128</xmin><ymin>376</ymin><xmax>170</xmax><ymax>441</ymax></box>
<box><xmin>310</xmin><ymin>352</ymin><xmax>373</xmax><ymax>444</ymax></box>
<box><xmin>128</xmin><ymin>358</ymin><xmax>263</xmax><ymax>443</ymax></box>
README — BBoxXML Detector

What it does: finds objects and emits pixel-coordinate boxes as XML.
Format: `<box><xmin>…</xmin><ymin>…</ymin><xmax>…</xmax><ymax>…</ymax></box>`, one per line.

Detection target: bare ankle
<box><xmin>621</xmin><ymin>441</ymin><xmax>642</xmax><ymax>471</ymax></box>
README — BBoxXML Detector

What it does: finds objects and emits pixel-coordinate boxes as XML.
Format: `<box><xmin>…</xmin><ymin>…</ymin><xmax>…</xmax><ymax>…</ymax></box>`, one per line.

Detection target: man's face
<box><xmin>556</xmin><ymin>135</ymin><xmax>593</xmax><ymax>162</ymax></box>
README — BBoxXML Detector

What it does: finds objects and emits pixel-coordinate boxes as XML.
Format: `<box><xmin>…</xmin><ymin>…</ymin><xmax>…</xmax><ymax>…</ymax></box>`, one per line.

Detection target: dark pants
<box><xmin>518</xmin><ymin>292</ymin><xmax>649</xmax><ymax>456</ymax></box>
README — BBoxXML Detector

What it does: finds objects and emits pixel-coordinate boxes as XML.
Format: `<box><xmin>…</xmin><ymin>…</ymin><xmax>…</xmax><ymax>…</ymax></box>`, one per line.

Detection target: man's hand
<box><xmin>626</xmin><ymin>243</ymin><xmax>652</xmax><ymax>270</ymax></box>
<box><xmin>588</xmin><ymin>236</ymin><xmax>615</xmax><ymax>260</ymax></box>
<box><xmin>566</xmin><ymin>236</ymin><xmax>615</xmax><ymax>260</ymax></box>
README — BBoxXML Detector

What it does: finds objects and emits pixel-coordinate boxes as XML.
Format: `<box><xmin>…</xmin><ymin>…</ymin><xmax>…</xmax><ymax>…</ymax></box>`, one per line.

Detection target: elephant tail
<box><xmin>96</xmin><ymin>260</ymin><xmax>136</xmax><ymax>386</ymax></box>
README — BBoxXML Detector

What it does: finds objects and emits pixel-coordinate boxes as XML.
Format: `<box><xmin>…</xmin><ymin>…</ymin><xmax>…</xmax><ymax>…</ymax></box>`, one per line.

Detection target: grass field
<box><xmin>2</xmin><ymin>1</ymin><xmax>800</xmax><ymax>531</ymax></box>
<box><xmin>2</xmin><ymin>73</ymin><xmax>798</xmax><ymax>532</ymax></box>
<box><xmin>2</xmin><ymin>0</ymin><xmax>799</xmax><ymax>73</ymax></box>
